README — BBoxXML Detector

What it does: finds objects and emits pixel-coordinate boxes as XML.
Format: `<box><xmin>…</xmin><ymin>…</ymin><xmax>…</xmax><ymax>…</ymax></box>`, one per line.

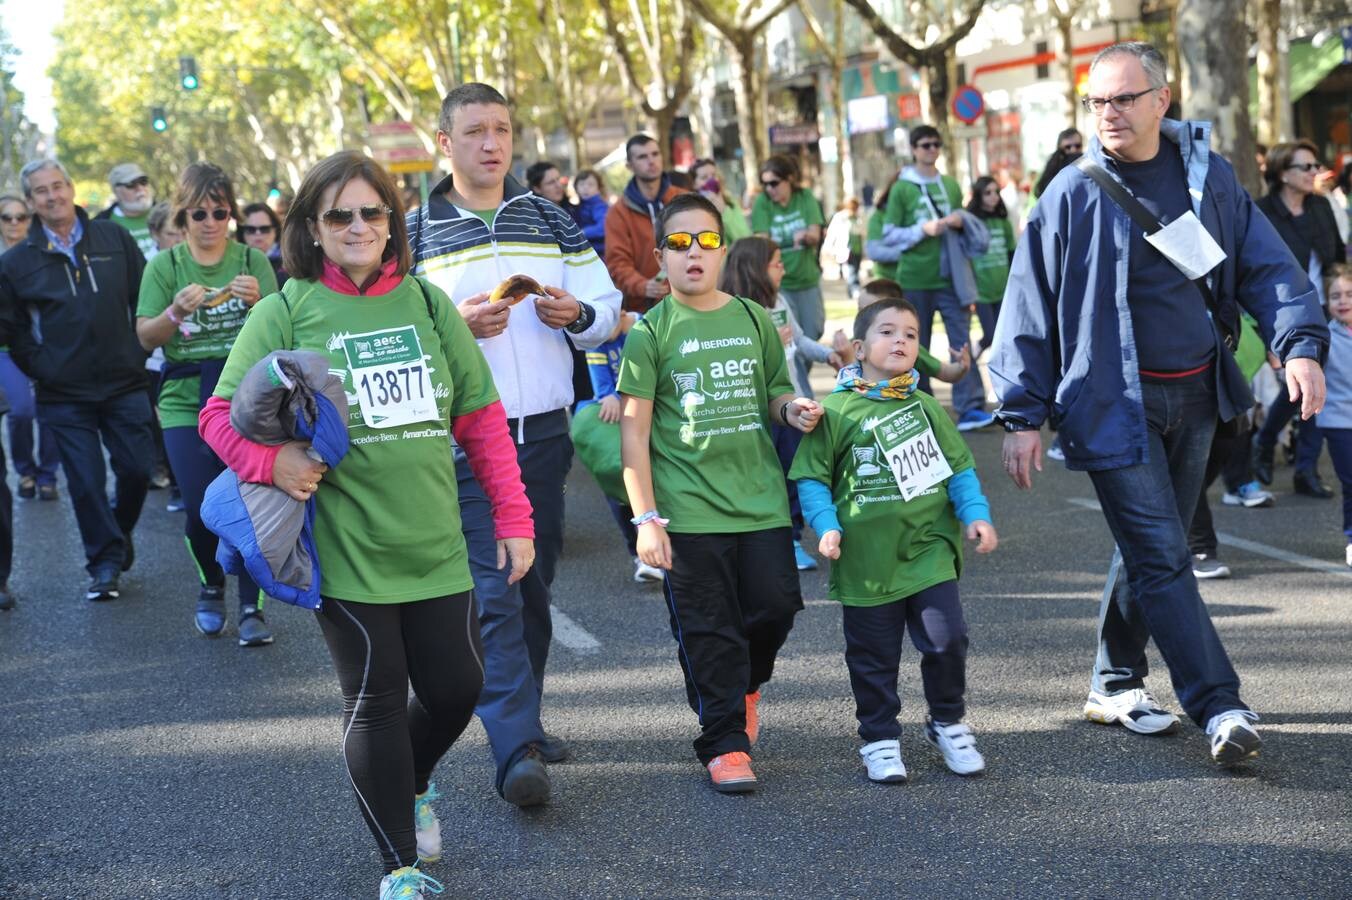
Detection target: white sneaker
<box><xmin>379</xmin><ymin>865</ymin><xmax>443</xmax><ymax>899</ymax></box>
<box><xmin>859</xmin><ymin>739</ymin><xmax>907</xmax><ymax>783</ymax></box>
<box><xmin>1084</xmin><ymin>688</ymin><xmax>1180</xmax><ymax>735</ymax></box>
<box><xmin>633</xmin><ymin>557</ymin><xmax>664</xmax><ymax>583</ymax></box>
<box><xmin>1345</xmin><ymin>543</ymin><xmax>1351</xmax><ymax>568</ymax></box>
<box><xmin>1206</xmin><ymin>709</ymin><xmax>1261</xmax><ymax>767</ymax></box>
<box><xmin>413</xmin><ymin>784</ymin><xmax>441</xmax><ymax>863</ymax></box>
<box><xmin>924</xmin><ymin>719</ymin><xmax>985</xmax><ymax>775</ymax></box>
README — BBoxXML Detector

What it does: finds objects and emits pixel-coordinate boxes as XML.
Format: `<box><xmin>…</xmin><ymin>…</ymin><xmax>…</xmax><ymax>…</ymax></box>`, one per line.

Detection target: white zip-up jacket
<box><xmin>409</xmin><ymin>174</ymin><xmax>621</xmax><ymax>438</ymax></box>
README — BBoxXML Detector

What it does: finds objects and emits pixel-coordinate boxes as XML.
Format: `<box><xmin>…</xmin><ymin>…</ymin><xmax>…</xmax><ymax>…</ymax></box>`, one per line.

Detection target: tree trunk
<box><xmin>654</xmin><ymin>107</ymin><xmax>676</xmax><ymax>166</ymax></box>
<box><xmin>1177</xmin><ymin>0</ymin><xmax>1259</xmax><ymax>196</ymax></box>
<box><xmin>930</xmin><ymin>55</ymin><xmax>957</xmax><ymax>174</ymax></box>
<box><xmin>732</xmin><ymin>38</ymin><xmax>766</xmax><ymax>192</ymax></box>
<box><xmin>1255</xmin><ymin>0</ymin><xmax>1289</xmax><ymax>147</ymax></box>
<box><xmin>1058</xmin><ymin>11</ymin><xmax>1077</xmax><ymax>128</ymax></box>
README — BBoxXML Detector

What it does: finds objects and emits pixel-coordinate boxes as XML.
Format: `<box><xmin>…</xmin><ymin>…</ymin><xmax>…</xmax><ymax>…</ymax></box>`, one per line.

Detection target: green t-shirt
<box><xmin>214</xmin><ymin>276</ymin><xmax>499</xmax><ymax>604</ymax></box>
<box><xmin>788</xmin><ymin>389</ymin><xmax>973</xmax><ymax>605</ymax></box>
<box><xmin>751</xmin><ymin>188</ymin><xmax>824</xmax><ymax>292</ymax></box>
<box><xmin>137</xmin><ymin>242</ymin><xmax>279</xmax><ymax>428</ymax></box>
<box><xmin>110</xmin><ymin>211</ymin><xmax>156</xmax><ymax>259</ymax></box>
<box><xmin>617</xmin><ymin>294</ymin><xmax>794</xmax><ymax>533</ymax></box>
<box><xmin>866</xmin><ymin>208</ymin><xmax>895</xmax><ymax>283</ymax></box>
<box><xmin>883</xmin><ymin>174</ymin><xmax>962</xmax><ymax>291</ymax></box>
<box><xmin>971</xmin><ymin>216</ymin><xmax>1014</xmax><ymax>304</ymax></box>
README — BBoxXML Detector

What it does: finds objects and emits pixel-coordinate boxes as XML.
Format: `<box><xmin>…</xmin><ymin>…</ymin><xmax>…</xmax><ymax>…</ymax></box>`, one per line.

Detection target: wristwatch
<box><xmin>564</xmin><ymin>301</ymin><xmax>596</xmax><ymax>334</ymax></box>
<box><xmin>998</xmin><ymin>416</ymin><xmax>1036</xmax><ymax>433</ymax></box>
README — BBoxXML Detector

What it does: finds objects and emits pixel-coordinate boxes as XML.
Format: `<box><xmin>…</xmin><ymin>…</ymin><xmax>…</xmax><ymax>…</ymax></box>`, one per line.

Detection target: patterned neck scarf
<box><xmin>833</xmin><ymin>362</ymin><xmax>918</xmax><ymax>401</ymax></box>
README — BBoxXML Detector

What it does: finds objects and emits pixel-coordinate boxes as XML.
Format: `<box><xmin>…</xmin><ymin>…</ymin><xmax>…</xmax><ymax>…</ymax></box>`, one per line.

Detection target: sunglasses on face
<box><xmin>660</xmin><ymin>230</ymin><xmax>724</xmax><ymax>252</ymax></box>
<box><xmin>189</xmin><ymin>208</ymin><xmax>231</xmax><ymax>222</ymax></box>
<box><xmin>760</xmin><ymin>178</ymin><xmax>783</xmax><ymax>189</ymax></box>
<box><xmin>0</xmin><ymin>212</ymin><xmax>30</xmax><ymax>224</ymax></box>
<box><xmin>1286</xmin><ymin>162</ymin><xmax>1320</xmax><ymax>173</ymax></box>
<box><xmin>117</xmin><ymin>176</ymin><xmax>151</xmax><ymax>189</ymax></box>
<box><xmin>241</xmin><ymin>224</ymin><xmax>275</xmax><ymax>235</ymax></box>
<box><xmin>319</xmin><ymin>205</ymin><xmax>392</xmax><ymax>229</ymax></box>
<box><xmin>915</xmin><ymin>141</ymin><xmax>942</xmax><ymax>150</ymax></box>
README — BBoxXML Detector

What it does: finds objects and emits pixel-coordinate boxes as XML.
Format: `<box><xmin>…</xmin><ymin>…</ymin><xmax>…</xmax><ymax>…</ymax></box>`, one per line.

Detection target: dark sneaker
<box><xmin>1250</xmin><ymin>436</ymin><xmax>1274</xmax><ymax>485</ymax></box>
<box><xmin>121</xmin><ymin>531</ymin><xmax>135</xmax><ymax>573</ymax></box>
<box><xmin>17</xmin><ymin>476</ymin><xmax>35</xmax><ymax>499</ymax></box>
<box><xmin>537</xmin><ymin>733</ymin><xmax>571</xmax><ymax>763</ymax></box>
<box><xmin>1192</xmin><ymin>554</ymin><xmax>1232</xmax><ymax>580</ymax></box>
<box><xmin>166</xmin><ymin>487</ymin><xmax>185</xmax><ymax>513</ymax></box>
<box><xmin>502</xmin><ymin>747</ymin><xmax>551</xmax><ymax>807</ymax></box>
<box><xmin>86</xmin><ymin>566</ymin><xmax>121</xmax><ymax>602</ymax></box>
<box><xmin>1293</xmin><ymin>470</ymin><xmax>1334</xmax><ymax>499</ymax></box>
<box><xmin>0</xmin><ymin>585</ymin><xmax>13</xmax><ymax>610</ymax></box>
<box><xmin>38</xmin><ymin>483</ymin><xmax>58</xmax><ymax>501</ymax></box>
<box><xmin>195</xmin><ymin>586</ymin><xmax>227</xmax><ymax>637</ymax></box>
<box><xmin>238</xmin><ymin>607</ymin><xmax>274</xmax><ymax>647</ymax></box>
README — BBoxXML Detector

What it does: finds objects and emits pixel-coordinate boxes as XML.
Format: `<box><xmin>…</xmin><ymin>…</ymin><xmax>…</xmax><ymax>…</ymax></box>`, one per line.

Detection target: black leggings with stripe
<box><xmin>316</xmin><ymin>592</ymin><xmax>484</xmax><ymax>873</ymax></box>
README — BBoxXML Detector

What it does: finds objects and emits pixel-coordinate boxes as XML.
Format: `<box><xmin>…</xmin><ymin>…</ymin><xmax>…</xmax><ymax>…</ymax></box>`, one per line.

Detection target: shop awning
<box><xmin>1248</xmin><ymin>35</ymin><xmax>1346</xmax><ymax>119</ymax></box>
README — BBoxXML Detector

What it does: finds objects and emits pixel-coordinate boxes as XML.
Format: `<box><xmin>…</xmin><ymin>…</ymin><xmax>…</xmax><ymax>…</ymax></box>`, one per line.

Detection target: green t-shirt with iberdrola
<box><xmin>972</xmin><ymin>216</ymin><xmax>1014</xmax><ymax>304</ymax></box>
<box><xmin>751</xmin><ymin>188</ymin><xmax>824</xmax><ymax>291</ymax></box>
<box><xmin>788</xmin><ymin>388</ymin><xmax>974</xmax><ymax>606</ymax></box>
<box><xmin>110</xmin><ymin>210</ymin><xmax>156</xmax><ymax>260</ymax></box>
<box><xmin>617</xmin><ymin>294</ymin><xmax>795</xmax><ymax>534</ymax></box>
<box><xmin>213</xmin><ymin>276</ymin><xmax>498</xmax><ymax>604</ymax></box>
<box><xmin>884</xmin><ymin>173</ymin><xmax>962</xmax><ymax>291</ymax></box>
<box><xmin>137</xmin><ymin>242</ymin><xmax>279</xmax><ymax>428</ymax></box>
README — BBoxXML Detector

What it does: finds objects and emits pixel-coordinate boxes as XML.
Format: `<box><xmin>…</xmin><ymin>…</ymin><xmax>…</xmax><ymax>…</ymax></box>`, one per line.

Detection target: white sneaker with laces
<box><xmin>633</xmin><ymin>558</ymin><xmax>664</xmax><ymax>583</ymax></box>
<box><xmin>859</xmin><ymin>739</ymin><xmax>907</xmax><ymax>783</ymax></box>
<box><xmin>1084</xmin><ymin>688</ymin><xmax>1180</xmax><ymax>735</ymax></box>
<box><xmin>1206</xmin><ymin>709</ymin><xmax>1261</xmax><ymax>767</ymax></box>
<box><xmin>379</xmin><ymin>865</ymin><xmax>443</xmax><ymax>900</ymax></box>
<box><xmin>413</xmin><ymin>784</ymin><xmax>441</xmax><ymax>863</ymax></box>
<box><xmin>924</xmin><ymin>719</ymin><xmax>985</xmax><ymax>775</ymax></box>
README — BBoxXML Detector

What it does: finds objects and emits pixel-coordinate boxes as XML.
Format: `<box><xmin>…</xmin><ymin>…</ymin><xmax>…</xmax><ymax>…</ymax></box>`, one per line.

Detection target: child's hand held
<box><xmin>787</xmin><ymin>398</ymin><xmax>823</xmax><ymax>433</ymax></box>
<box><xmin>819</xmin><ymin>529</ymin><xmax>842</xmax><ymax>559</ymax></box>
<box><xmin>967</xmin><ymin>520</ymin><xmax>998</xmax><ymax>554</ymax></box>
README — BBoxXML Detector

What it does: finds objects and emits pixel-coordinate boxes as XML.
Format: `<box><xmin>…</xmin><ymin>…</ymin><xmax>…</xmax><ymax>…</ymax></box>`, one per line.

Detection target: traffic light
<box><xmin>151</xmin><ymin>106</ymin><xmax>169</xmax><ymax>132</ymax></box>
<box><xmin>179</xmin><ymin>56</ymin><xmax>199</xmax><ymax>91</ymax></box>
<box><xmin>267</xmin><ymin>182</ymin><xmax>282</xmax><ymax>201</ymax></box>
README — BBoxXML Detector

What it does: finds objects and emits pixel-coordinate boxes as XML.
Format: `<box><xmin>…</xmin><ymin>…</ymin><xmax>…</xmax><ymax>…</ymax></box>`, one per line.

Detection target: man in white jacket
<box><xmin>409</xmin><ymin>83</ymin><xmax>621</xmax><ymax>806</ymax></box>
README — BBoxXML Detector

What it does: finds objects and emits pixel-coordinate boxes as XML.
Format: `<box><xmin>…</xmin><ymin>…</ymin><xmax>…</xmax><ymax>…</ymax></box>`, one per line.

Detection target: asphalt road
<box><xmin>3</xmin><ymin>367</ymin><xmax>1350</xmax><ymax>899</ymax></box>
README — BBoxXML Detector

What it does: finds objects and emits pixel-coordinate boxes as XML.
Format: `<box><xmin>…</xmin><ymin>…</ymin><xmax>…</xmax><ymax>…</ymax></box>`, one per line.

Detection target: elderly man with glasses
<box><xmin>0</xmin><ymin>158</ymin><xmax>156</xmax><ymax>604</ymax></box>
<box><xmin>990</xmin><ymin>42</ymin><xmax>1328</xmax><ymax>768</ymax></box>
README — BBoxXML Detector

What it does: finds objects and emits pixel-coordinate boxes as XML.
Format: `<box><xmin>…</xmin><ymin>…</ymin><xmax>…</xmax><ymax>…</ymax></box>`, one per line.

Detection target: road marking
<box><xmin>551</xmin><ymin>606</ymin><xmax>601</xmax><ymax>654</ymax></box>
<box><xmin>1067</xmin><ymin>497</ymin><xmax>1352</xmax><ymax>581</ymax></box>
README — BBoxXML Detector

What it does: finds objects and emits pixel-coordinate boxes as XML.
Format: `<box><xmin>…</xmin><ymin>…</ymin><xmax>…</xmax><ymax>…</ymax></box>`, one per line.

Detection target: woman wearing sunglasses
<box><xmin>751</xmin><ymin>155</ymin><xmax>826</xmax><ymax>343</ymax></box>
<box><xmin>136</xmin><ymin>162</ymin><xmax>278</xmax><ymax>646</ymax></box>
<box><xmin>202</xmin><ymin>151</ymin><xmax>531</xmax><ymax>899</ymax></box>
<box><xmin>237</xmin><ymin>201</ymin><xmax>288</xmax><ymax>288</ymax></box>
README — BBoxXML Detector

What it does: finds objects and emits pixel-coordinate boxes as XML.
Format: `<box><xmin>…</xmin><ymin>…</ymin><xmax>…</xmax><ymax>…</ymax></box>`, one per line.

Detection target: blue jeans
<box><xmin>0</xmin><ymin>351</ymin><xmax>59</xmax><ymax>484</ymax></box>
<box><xmin>1256</xmin><ymin>386</ymin><xmax>1323</xmax><ymax>474</ymax></box>
<box><xmin>1320</xmin><ymin>425</ymin><xmax>1352</xmax><ymax>539</ymax></box>
<box><xmin>1090</xmin><ymin>377</ymin><xmax>1247</xmax><ymax>727</ymax></box>
<box><xmin>909</xmin><ymin>287</ymin><xmax>984</xmax><ymax>417</ymax></box>
<box><xmin>37</xmin><ymin>391</ymin><xmax>154</xmax><ymax>573</ymax></box>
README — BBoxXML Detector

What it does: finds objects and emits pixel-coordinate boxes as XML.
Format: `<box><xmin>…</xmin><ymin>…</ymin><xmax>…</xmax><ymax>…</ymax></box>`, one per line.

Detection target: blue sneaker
<box><xmin>956</xmin><ymin>409</ymin><xmax>996</xmax><ymax>432</ymax></box>
<box><xmin>194</xmin><ymin>586</ymin><xmax>226</xmax><ymax>637</ymax></box>
<box><xmin>379</xmin><ymin>864</ymin><xmax>443</xmax><ymax>899</ymax></box>
<box><xmin>1222</xmin><ymin>481</ymin><xmax>1274</xmax><ymax>508</ymax></box>
<box><xmin>793</xmin><ymin>540</ymin><xmax>818</xmax><ymax>571</ymax></box>
<box><xmin>414</xmin><ymin>783</ymin><xmax>442</xmax><ymax>863</ymax></box>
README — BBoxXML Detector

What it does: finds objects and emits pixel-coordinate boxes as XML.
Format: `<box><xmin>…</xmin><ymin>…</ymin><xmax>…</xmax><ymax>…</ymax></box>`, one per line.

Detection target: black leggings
<box><xmin>316</xmin><ymin>592</ymin><xmax>484</xmax><ymax>873</ymax></box>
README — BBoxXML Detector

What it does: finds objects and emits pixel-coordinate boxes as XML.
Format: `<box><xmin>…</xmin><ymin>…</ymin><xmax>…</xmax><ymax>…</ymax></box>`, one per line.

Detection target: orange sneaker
<box><xmin>744</xmin><ymin>690</ymin><xmax>761</xmax><ymax>745</ymax></box>
<box><xmin>707</xmin><ymin>751</ymin><xmax>757</xmax><ymax>793</ymax></box>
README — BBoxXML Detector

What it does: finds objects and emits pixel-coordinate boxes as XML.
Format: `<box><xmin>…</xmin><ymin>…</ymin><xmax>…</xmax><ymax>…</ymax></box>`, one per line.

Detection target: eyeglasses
<box><xmin>319</xmin><ymin>205</ymin><xmax>392</xmax><ymax>229</ymax></box>
<box><xmin>116</xmin><ymin>176</ymin><xmax>151</xmax><ymax>189</ymax></box>
<box><xmin>914</xmin><ymin>141</ymin><xmax>942</xmax><ymax>151</ymax></box>
<box><xmin>1081</xmin><ymin>87</ymin><xmax>1160</xmax><ymax>115</ymax></box>
<box><xmin>189</xmin><ymin>208</ymin><xmax>231</xmax><ymax>222</ymax></box>
<box><xmin>240</xmin><ymin>224</ymin><xmax>275</xmax><ymax>235</ymax></box>
<box><xmin>760</xmin><ymin>178</ymin><xmax>783</xmax><ymax>189</ymax></box>
<box><xmin>659</xmin><ymin>231</ymin><xmax>724</xmax><ymax>252</ymax></box>
<box><xmin>0</xmin><ymin>213</ymin><xmax>30</xmax><ymax>224</ymax></box>
<box><xmin>1286</xmin><ymin>162</ymin><xmax>1320</xmax><ymax>173</ymax></box>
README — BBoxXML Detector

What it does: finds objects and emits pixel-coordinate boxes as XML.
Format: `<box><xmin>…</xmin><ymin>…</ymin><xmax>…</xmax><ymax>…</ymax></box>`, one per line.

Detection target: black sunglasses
<box><xmin>915</xmin><ymin>141</ymin><xmax>942</xmax><ymax>150</ymax></box>
<box><xmin>0</xmin><ymin>212</ymin><xmax>30</xmax><ymax>224</ymax></box>
<box><xmin>760</xmin><ymin>178</ymin><xmax>783</xmax><ymax>189</ymax></box>
<box><xmin>189</xmin><ymin>208</ymin><xmax>230</xmax><ymax>222</ymax></box>
<box><xmin>241</xmin><ymin>224</ymin><xmax>275</xmax><ymax>235</ymax></box>
<box><xmin>319</xmin><ymin>205</ymin><xmax>392</xmax><ymax>229</ymax></box>
<box><xmin>1286</xmin><ymin>162</ymin><xmax>1320</xmax><ymax>173</ymax></box>
<box><xmin>117</xmin><ymin>176</ymin><xmax>151</xmax><ymax>189</ymax></box>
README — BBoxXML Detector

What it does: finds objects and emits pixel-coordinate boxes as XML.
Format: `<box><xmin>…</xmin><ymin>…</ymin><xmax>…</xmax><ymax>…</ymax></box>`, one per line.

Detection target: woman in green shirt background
<box><xmin>136</xmin><ymin>163</ymin><xmax>277</xmax><ymax>645</ymax></box>
<box><xmin>751</xmin><ymin>155</ymin><xmax>826</xmax><ymax>342</ymax></box>
<box><xmin>966</xmin><ymin>176</ymin><xmax>1016</xmax><ymax>356</ymax></box>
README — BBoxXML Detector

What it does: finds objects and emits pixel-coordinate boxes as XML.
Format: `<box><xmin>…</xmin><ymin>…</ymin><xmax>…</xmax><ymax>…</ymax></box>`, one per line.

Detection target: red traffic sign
<box><xmin>951</xmin><ymin>85</ymin><xmax>985</xmax><ymax>125</ymax></box>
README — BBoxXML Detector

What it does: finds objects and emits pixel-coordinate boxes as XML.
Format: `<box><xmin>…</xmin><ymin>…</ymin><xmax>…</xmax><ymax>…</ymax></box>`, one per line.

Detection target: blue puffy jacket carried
<box><xmin>990</xmin><ymin>118</ymin><xmax>1328</xmax><ymax>472</ymax></box>
<box><xmin>570</xmin><ymin>193</ymin><xmax>609</xmax><ymax>259</ymax></box>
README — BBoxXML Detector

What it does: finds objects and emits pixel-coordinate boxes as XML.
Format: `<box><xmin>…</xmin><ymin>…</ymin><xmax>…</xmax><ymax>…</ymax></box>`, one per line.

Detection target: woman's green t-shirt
<box><xmin>972</xmin><ymin>216</ymin><xmax>1015</xmax><ymax>304</ymax></box>
<box><xmin>214</xmin><ymin>276</ymin><xmax>499</xmax><ymax>604</ymax></box>
<box><xmin>137</xmin><ymin>241</ymin><xmax>279</xmax><ymax>427</ymax></box>
<box><xmin>751</xmin><ymin>188</ymin><xmax>824</xmax><ymax>291</ymax></box>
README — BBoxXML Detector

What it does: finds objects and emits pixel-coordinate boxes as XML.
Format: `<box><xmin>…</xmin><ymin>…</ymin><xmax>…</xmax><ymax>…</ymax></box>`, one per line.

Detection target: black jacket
<box><xmin>1255</xmin><ymin>191</ymin><xmax>1346</xmax><ymax>273</ymax></box>
<box><xmin>0</xmin><ymin>207</ymin><xmax>148</xmax><ymax>403</ymax></box>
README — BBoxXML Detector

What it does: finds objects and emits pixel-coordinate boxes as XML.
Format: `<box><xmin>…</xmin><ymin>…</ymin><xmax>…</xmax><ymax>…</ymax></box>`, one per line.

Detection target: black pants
<box><xmin>316</xmin><ymin>593</ymin><xmax>484</xmax><ymax>873</ymax></box>
<box><xmin>842</xmin><ymin>580</ymin><xmax>968</xmax><ymax>742</ymax></box>
<box><xmin>0</xmin><ymin>414</ymin><xmax>12</xmax><ymax>584</ymax></box>
<box><xmin>663</xmin><ymin>527</ymin><xmax>803</xmax><ymax>763</ymax></box>
<box><xmin>1188</xmin><ymin>417</ymin><xmax>1253</xmax><ymax>558</ymax></box>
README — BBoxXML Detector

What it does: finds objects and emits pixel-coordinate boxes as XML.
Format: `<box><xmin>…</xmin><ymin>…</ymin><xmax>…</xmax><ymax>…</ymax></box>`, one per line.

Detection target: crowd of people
<box><xmin>0</xmin><ymin>39</ymin><xmax>1347</xmax><ymax>900</ymax></box>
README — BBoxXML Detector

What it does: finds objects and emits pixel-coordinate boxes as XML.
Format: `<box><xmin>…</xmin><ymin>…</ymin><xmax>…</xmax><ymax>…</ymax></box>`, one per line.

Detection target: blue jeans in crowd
<box><xmin>1256</xmin><ymin>385</ymin><xmax>1323</xmax><ymax>474</ymax></box>
<box><xmin>1320</xmin><ymin>425</ymin><xmax>1352</xmax><ymax>540</ymax></box>
<box><xmin>909</xmin><ymin>287</ymin><xmax>984</xmax><ymax>418</ymax></box>
<box><xmin>1090</xmin><ymin>376</ymin><xmax>1248</xmax><ymax>727</ymax></box>
<box><xmin>0</xmin><ymin>351</ymin><xmax>59</xmax><ymax>486</ymax></box>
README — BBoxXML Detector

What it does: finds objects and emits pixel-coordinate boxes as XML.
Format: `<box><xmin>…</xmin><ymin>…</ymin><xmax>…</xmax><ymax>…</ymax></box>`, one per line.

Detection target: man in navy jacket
<box><xmin>0</xmin><ymin>159</ymin><xmax>155</xmax><ymax>603</ymax></box>
<box><xmin>990</xmin><ymin>43</ymin><xmax>1327</xmax><ymax>767</ymax></box>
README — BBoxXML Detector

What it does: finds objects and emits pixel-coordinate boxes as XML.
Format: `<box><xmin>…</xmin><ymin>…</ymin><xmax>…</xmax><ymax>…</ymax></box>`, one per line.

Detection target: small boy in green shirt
<box><xmin>790</xmin><ymin>296</ymin><xmax>997</xmax><ymax>783</ymax></box>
